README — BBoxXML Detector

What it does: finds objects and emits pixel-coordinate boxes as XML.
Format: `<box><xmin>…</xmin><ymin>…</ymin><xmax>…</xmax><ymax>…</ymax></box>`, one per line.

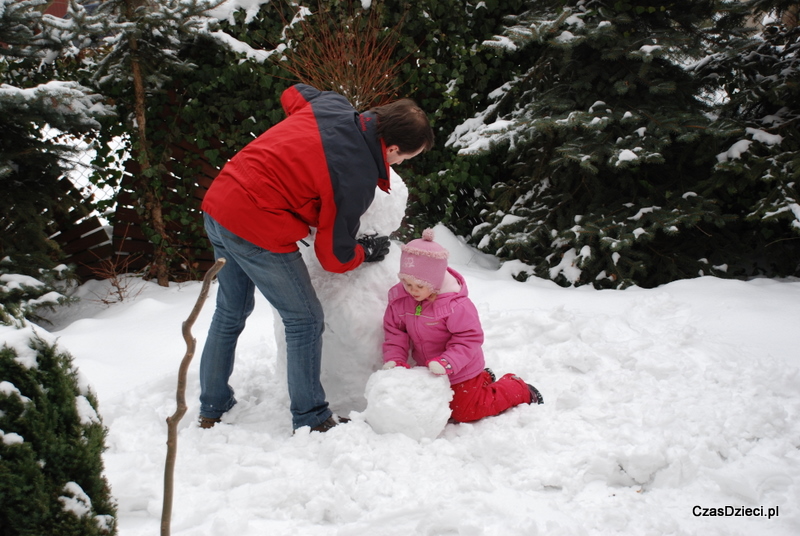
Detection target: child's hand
<box><xmin>382</xmin><ymin>360</ymin><xmax>411</xmax><ymax>370</ymax></box>
<box><xmin>428</xmin><ymin>358</ymin><xmax>453</xmax><ymax>376</ymax></box>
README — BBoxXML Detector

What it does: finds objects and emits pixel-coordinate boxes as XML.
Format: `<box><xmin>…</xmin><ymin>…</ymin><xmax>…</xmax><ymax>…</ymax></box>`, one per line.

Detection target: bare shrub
<box><xmin>277</xmin><ymin>1</ymin><xmax>408</xmax><ymax>109</ymax></box>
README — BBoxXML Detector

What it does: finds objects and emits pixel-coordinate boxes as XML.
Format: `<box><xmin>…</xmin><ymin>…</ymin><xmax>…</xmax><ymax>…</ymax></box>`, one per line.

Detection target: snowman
<box><xmin>274</xmin><ymin>169</ymin><xmax>407</xmax><ymax>412</ymax></box>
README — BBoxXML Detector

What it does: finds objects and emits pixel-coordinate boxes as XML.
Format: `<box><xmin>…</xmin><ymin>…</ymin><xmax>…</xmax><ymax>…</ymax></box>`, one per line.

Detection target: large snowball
<box><xmin>363</xmin><ymin>367</ymin><xmax>453</xmax><ymax>441</ymax></box>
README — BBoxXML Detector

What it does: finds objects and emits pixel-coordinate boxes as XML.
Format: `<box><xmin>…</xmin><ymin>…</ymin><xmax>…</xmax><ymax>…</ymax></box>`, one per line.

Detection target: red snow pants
<box><xmin>449</xmin><ymin>370</ymin><xmax>532</xmax><ymax>423</ymax></box>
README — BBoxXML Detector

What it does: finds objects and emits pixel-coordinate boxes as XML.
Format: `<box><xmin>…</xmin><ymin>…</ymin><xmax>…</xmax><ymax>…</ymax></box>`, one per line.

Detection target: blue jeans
<box><xmin>200</xmin><ymin>214</ymin><xmax>330</xmax><ymax>429</ymax></box>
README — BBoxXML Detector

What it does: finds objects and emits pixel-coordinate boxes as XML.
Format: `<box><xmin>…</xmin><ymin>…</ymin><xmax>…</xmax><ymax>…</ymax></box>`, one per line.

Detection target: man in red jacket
<box><xmin>198</xmin><ymin>84</ymin><xmax>434</xmax><ymax>433</ymax></box>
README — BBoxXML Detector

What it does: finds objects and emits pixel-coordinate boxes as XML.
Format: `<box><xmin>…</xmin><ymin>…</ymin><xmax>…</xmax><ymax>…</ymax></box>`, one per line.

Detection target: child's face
<box><xmin>402</xmin><ymin>279</ymin><xmax>434</xmax><ymax>302</ymax></box>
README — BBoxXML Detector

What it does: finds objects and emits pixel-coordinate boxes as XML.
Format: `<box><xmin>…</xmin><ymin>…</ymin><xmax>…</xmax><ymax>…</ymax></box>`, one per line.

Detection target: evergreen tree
<box><xmin>449</xmin><ymin>0</ymin><xmax>753</xmax><ymax>288</ymax></box>
<box><xmin>85</xmin><ymin>0</ymin><xmax>220</xmax><ymax>286</ymax></box>
<box><xmin>694</xmin><ymin>0</ymin><xmax>800</xmax><ymax>277</ymax></box>
<box><xmin>0</xmin><ymin>0</ymin><xmax>110</xmax><ymax>268</ymax></box>
<box><xmin>0</xmin><ymin>262</ymin><xmax>115</xmax><ymax>535</ymax></box>
<box><xmin>0</xmin><ymin>257</ymin><xmax>76</xmax><ymax>328</ymax></box>
<box><xmin>0</xmin><ymin>338</ymin><xmax>116</xmax><ymax>536</ymax></box>
<box><xmin>85</xmin><ymin>0</ymin><xmax>315</xmax><ymax>283</ymax></box>
<box><xmin>380</xmin><ymin>0</ymin><xmax>528</xmax><ymax>238</ymax></box>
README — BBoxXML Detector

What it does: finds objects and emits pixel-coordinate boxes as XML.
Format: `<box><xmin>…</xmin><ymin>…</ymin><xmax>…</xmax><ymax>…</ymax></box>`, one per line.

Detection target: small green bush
<box><xmin>0</xmin><ymin>336</ymin><xmax>117</xmax><ymax>536</ymax></box>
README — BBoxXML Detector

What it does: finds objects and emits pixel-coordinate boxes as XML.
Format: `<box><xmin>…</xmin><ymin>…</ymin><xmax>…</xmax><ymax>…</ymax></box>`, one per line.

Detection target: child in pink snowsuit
<box><xmin>382</xmin><ymin>228</ymin><xmax>543</xmax><ymax>423</ymax></box>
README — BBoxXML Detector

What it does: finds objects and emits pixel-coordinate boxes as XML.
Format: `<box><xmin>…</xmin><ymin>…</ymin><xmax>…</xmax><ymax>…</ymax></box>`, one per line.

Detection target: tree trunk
<box><xmin>127</xmin><ymin>0</ymin><xmax>170</xmax><ymax>286</ymax></box>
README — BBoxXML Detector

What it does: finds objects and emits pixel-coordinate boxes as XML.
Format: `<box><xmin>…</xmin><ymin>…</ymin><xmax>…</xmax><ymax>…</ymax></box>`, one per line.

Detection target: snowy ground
<box><xmin>33</xmin><ymin>227</ymin><xmax>800</xmax><ymax>536</ymax></box>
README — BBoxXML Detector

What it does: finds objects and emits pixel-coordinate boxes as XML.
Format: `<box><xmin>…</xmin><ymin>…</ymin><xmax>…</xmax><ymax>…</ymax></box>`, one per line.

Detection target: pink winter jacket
<box><xmin>382</xmin><ymin>268</ymin><xmax>486</xmax><ymax>385</ymax></box>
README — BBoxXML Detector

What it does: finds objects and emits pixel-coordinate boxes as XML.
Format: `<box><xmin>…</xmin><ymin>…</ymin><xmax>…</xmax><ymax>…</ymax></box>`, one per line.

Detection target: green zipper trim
<box><xmin>415</xmin><ymin>303</ymin><xmax>422</xmax><ymax>316</ymax></box>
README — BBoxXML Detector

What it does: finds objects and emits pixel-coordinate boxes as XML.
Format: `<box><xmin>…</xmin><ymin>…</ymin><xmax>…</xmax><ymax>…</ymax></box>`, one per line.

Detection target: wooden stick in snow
<box><xmin>161</xmin><ymin>258</ymin><xmax>226</xmax><ymax>536</ymax></box>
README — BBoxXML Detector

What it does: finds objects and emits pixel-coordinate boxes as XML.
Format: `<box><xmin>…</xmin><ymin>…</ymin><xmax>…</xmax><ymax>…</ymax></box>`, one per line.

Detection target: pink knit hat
<box><xmin>398</xmin><ymin>228</ymin><xmax>449</xmax><ymax>292</ymax></box>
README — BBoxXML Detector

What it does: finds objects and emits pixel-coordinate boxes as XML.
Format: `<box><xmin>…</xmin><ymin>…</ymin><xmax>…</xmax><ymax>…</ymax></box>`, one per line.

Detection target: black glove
<box><xmin>357</xmin><ymin>235</ymin><xmax>390</xmax><ymax>262</ymax></box>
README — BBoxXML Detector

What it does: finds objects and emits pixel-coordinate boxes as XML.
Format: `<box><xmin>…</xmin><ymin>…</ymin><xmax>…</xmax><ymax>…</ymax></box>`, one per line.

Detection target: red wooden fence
<box><xmin>53</xmin><ymin>140</ymin><xmax>221</xmax><ymax>282</ymax></box>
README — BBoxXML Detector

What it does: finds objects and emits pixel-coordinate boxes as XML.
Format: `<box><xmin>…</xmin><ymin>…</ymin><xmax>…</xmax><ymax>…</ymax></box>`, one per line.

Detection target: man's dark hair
<box><xmin>371</xmin><ymin>99</ymin><xmax>435</xmax><ymax>154</ymax></box>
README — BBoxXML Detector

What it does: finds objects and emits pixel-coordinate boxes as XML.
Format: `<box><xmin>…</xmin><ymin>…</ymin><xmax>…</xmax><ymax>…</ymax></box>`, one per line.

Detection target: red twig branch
<box><xmin>278</xmin><ymin>1</ymin><xmax>407</xmax><ymax>109</ymax></box>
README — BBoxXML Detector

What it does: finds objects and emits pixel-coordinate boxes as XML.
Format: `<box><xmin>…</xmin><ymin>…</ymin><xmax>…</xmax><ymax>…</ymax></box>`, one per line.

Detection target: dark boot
<box><xmin>527</xmin><ymin>384</ymin><xmax>544</xmax><ymax>405</ymax></box>
<box><xmin>308</xmin><ymin>416</ymin><xmax>351</xmax><ymax>433</ymax></box>
<box><xmin>198</xmin><ymin>416</ymin><xmax>221</xmax><ymax>429</ymax></box>
<box><xmin>484</xmin><ymin>368</ymin><xmax>496</xmax><ymax>382</ymax></box>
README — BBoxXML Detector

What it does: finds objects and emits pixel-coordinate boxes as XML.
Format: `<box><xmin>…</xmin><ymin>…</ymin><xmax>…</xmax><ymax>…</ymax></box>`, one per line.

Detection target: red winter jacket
<box><xmin>201</xmin><ymin>84</ymin><xmax>391</xmax><ymax>273</ymax></box>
